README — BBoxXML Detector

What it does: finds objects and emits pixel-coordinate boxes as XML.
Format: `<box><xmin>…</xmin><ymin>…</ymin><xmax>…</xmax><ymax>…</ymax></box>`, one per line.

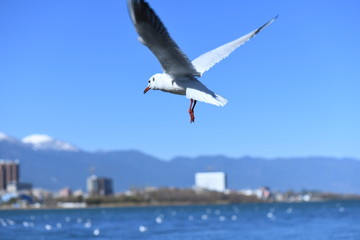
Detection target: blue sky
<box><xmin>1</xmin><ymin>0</ymin><xmax>359</xmax><ymax>160</ymax></box>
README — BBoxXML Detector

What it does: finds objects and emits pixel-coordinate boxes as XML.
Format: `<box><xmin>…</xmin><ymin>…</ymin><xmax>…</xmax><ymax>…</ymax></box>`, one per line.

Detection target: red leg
<box><xmin>188</xmin><ymin>99</ymin><xmax>197</xmax><ymax>123</ymax></box>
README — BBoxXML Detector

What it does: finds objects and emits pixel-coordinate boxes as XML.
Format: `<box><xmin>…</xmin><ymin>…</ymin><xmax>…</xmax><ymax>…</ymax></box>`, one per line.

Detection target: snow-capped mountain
<box><xmin>0</xmin><ymin>132</ymin><xmax>18</xmax><ymax>143</ymax></box>
<box><xmin>22</xmin><ymin>134</ymin><xmax>78</xmax><ymax>151</ymax></box>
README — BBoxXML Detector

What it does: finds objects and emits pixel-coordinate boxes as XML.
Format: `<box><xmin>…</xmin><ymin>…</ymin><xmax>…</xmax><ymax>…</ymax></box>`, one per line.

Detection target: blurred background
<box><xmin>0</xmin><ymin>0</ymin><xmax>359</xmax><ymax>204</ymax></box>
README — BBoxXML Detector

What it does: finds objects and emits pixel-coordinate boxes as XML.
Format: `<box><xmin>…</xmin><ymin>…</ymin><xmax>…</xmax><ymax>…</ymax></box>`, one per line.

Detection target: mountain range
<box><xmin>0</xmin><ymin>132</ymin><xmax>359</xmax><ymax>194</ymax></box>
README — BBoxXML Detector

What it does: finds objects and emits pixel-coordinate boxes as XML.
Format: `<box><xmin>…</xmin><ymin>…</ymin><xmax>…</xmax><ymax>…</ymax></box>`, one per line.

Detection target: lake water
<box><xmin>1</xmin><ymin>201</ymin><xmax>359</xmax><ymax>240</ymax></box>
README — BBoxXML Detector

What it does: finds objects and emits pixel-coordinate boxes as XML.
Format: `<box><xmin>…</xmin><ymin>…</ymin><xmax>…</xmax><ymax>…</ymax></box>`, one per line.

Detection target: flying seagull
<box><xmin>127</xmin><ymin>0</ymin><xmax>277</xmax><ymax>123</ymax></box>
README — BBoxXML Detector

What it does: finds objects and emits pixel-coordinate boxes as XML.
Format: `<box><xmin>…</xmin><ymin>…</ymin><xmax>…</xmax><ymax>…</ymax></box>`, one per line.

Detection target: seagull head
<box><xmin>143</xmin><ymin>73</ymin><xmax>163</xmax><ymax>94</ymax></box>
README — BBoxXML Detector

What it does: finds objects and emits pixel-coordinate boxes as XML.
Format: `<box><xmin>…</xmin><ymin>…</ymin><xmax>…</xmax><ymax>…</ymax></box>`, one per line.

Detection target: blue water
<box><xmin>1</xmin><ymin>201</ymin><xmax>359</xmax><ymax>240</ymax></box>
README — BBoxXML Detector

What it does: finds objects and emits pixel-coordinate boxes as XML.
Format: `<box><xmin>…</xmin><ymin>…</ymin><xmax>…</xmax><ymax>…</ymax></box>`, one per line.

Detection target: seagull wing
<box><xmin>185</xmin><ymin>80</ymin><xmax>228</xmax><ymax>107</ymax></box>
<box><xmin>127</xmin><ymin>0</ymin><xmax>200</xmax><ymax>78</ymax></box>
<box><xmin>192</xmin><ymin>15</ymin><xmax>278</xmax><ymax>76</ymax></box>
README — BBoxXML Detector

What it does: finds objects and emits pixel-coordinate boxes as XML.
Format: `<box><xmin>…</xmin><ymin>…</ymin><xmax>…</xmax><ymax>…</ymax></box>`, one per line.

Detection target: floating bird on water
<box><xmin>127</xmin><ymin>0</ymin><xmax>277</xmax><ymax>123</ymax></box>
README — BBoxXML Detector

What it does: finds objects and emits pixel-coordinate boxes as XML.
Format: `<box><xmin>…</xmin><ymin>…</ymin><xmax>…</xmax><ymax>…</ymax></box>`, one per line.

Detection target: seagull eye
<box><xmin>152</xmin><ymin>78</ymin><xmax>155</xmax><ymax>81</ymax></box>
<box><xmin>148</xmin><ymin>80</ymin><xmax>150</xmax><ymax>83</ymax></box>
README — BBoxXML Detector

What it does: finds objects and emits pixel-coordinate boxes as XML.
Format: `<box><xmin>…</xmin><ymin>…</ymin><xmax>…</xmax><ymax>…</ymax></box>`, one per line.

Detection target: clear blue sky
<box><xmin>1</xmin><ymin>0</ymin><xmax>359</xmax><ymax>160</ymax></box>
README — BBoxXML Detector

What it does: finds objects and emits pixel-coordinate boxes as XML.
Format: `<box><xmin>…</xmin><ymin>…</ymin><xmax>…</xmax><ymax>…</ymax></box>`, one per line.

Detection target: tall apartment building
<box><xmin>0</xmin><ymin>160</ymin><xmax>20</xmax><ymax>191</ymax></box>
<box><xmin>0</xmin><ymin>163</ymin><xmax>6</xmax><ymax>190</ymax></box>
<box><xmin>87</xmin><ymin>175</ymin><xmax>113</xmax><ymax>196</ymax></box>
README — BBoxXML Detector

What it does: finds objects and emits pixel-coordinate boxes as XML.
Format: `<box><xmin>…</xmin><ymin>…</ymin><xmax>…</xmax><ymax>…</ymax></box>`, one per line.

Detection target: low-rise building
<box><xmin>194</xmin><ymin>172</ymin><xmax>227</xmax><ymax>192</ymax></box>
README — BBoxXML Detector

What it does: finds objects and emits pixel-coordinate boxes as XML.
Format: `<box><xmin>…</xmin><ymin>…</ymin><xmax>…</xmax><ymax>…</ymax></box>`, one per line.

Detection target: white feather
<box><xmin>185</xmin><ymin>81</ymin><xmax>228</xmax><ymax>107</ymax></box>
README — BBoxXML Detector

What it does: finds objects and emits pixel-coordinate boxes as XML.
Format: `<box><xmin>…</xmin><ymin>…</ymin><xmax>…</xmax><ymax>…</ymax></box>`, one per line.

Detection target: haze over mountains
<box><xmin>0</xmin><ymin>132</ymin><xmax>359</xmax><ymax>194</ymax></box>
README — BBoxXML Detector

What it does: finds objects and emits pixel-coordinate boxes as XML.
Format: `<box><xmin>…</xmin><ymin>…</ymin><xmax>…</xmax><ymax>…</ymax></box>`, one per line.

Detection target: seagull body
<box><xmin>127</xmin><ymin>0</ymin><xmax>277</xmax><ymax>122</ymax></box>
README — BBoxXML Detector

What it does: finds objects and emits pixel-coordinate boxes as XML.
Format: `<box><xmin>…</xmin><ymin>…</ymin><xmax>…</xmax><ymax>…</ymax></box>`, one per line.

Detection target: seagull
<box><xmin>127</xmin><ymin>0</ymin><xmax>277</xmax><ymax>123</ymax></box>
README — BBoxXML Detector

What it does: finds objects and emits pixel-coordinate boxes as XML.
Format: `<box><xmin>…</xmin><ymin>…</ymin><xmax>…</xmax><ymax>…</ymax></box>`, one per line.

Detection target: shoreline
<box><xmin>2</xmin><ymin>198</ymin><xmax>360</xmax><ymax>211</ymax></box>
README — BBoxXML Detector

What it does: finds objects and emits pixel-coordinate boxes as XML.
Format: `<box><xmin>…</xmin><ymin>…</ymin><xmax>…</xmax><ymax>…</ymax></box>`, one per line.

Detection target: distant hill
<box><xmin>1</xmin><ymin>132</ymin><xmax>359</xmax><ymax>193</ymax></box>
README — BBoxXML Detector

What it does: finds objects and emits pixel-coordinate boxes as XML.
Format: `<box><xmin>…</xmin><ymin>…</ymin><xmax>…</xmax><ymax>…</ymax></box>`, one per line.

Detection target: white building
<box><xmin>87</xmin><ymin>175</ymin><xmax>98</xmax><ymax>196</ymax></box>
<box><xmin>195</xmin><ymin>172</ymin><xmax>227</xmax><ymax>192</ymax></box>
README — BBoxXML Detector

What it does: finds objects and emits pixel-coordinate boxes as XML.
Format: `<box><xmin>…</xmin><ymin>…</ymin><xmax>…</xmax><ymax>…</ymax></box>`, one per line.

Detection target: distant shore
<box><xmin>1</xmin><ymin>188</ymin><xmax>360</xmax><ymax>210</ymax></box>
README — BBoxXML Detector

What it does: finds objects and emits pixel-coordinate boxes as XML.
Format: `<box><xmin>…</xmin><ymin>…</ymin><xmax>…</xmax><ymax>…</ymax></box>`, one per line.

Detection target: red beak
<box><xmin>143</xmin><ymin>86</ymin><xmax>151</xmax><ymax>94</ymax></box>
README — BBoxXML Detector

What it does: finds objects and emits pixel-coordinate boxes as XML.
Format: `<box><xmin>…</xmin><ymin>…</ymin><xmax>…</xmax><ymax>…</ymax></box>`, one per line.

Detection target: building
<box><xmin>87</xmin><ymin>175</ymin><xmax>113</xmax><ymax>196</ymax></box>
<box><xmin>6</xmin><ymin>161</ymin><xmax>19</xmax><ymax>184</ymax></box>
<box><xmin>0</xmin><ymin>163</ymin><xmax>5</xmax><ymax>190</ymax></box>
<box><xmin>195</xmin><ymin>172</ymin><xmax>227</xmax><ymax>192</ymax></box>
<box><xmin>58</xmin><ymin>188</ymin><xmax>72</xmax><ymax>198</ymax></box>
<box><xmin>6</xmin><ymin>182</ymin><xmax>33</xmax><ymax>193</ymax></box>
<box><xmin>0</xmin><ymin>160</ymin><xmax>20</xmax><ymax>191</ymax></box>
<box><xmin>87</xmin><ymin>175</ymin><xmax>98</xmax><ymax>195</ymax></box>
<box><xmin>256</xmin><ymin>186</ymin><xmax>272</xmax><ymax>200</ymax></box>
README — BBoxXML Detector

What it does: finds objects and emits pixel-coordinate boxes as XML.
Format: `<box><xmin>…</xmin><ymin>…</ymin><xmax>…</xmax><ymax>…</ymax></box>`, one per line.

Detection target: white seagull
<box><xmin>127</xmin><ymin>0</ymin><xmax>277</xmax><ymax>123</ymax></box>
